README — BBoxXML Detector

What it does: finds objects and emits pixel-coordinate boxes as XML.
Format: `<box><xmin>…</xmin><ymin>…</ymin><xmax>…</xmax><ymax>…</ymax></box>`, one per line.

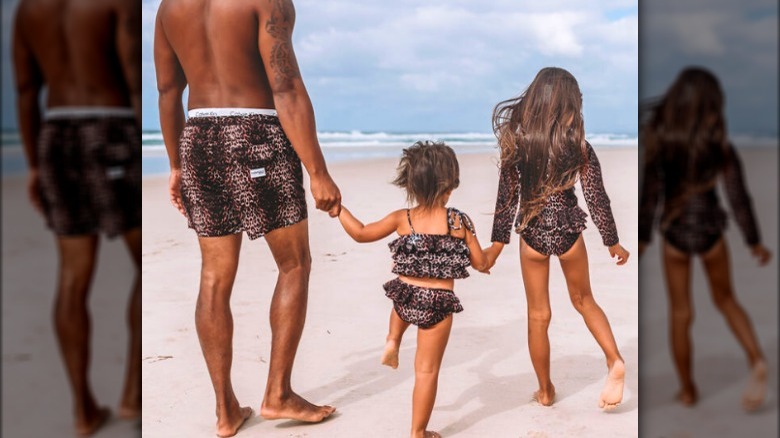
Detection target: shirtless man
<box><xmin>154</xmin><ymin>0</ymin><xmax>340</xmax><ymax>436</ymax></box>
<box><xmin>12</xmin><ymin>0</ymin><xmax>141</xmax><ymax>435</ymax></box>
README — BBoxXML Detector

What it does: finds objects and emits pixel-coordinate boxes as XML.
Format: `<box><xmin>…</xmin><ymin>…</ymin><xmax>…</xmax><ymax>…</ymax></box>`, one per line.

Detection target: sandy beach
<box><xmin>638</xmin><ymin>147</ymin><xmax>778</xmax><ymax>437</ymax></box>
<box><xmin>141</xmin><ymin>147</ymin><xmax>639</xmax><ymax>437</ymax></box>
<box><xmin>1</xmin><ymin>176</ymin><xmax>140</xmax><ymax>437</ymax></box>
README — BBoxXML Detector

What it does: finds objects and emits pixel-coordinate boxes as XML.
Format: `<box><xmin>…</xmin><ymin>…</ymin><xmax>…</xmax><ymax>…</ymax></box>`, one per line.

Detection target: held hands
<box><xmin>27</xmin><ymin>169</ymin><xmax>43</xmax><ymax>215</ymax></box>
<box><xmin>310</xmin><ymin>172</ymin><xmax>342</xmax><ymax>217</ymax></box>
<box><xmin>608</xmin><ymin>243</ymin><xmax>630</xmax><ymax>265</ymax></box>
<box><xmin>169</xmin><ymin>168</ymin><xmax>186</xmax><ymax>216</ymax></box>
<box><xmin>480</xmin><ymin>242</ymin><xmax>505</xmax><ymax>273</ymax></box>
<box><xmin>750</xmin><ymin>244</ymin><xmax>772</xmax><ymax>266</ymax></box>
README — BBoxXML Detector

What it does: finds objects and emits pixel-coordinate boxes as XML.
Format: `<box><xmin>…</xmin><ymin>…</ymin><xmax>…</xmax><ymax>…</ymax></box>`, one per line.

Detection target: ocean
<box><xmin>3</xmin><ymin>130</ymin><xmax>644</xmax><ymax>176</ymax></box>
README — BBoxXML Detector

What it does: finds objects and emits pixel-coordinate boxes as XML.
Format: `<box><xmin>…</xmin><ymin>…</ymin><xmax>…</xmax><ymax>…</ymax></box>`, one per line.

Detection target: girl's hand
<box><xmin>750</xmin><ymin>244</ymin><xmax>772</xmax><ymax>266</ymax></box>
<box><xmin>608</xmin><ymin>243</ymin><xmax>629</xmax><ymax>265</ymax></box>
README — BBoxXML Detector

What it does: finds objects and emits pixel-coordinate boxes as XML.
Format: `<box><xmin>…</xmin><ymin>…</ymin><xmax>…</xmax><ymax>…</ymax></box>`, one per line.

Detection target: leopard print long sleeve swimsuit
<box><xmin>639</xmin><ymin>143</ymin><xmax>760</xmax><ymax>253</ymax></box>
<box><xmin>491</xmin><ymin>142</ymin><xmax>619</xmax><ymax>256</ymax></box>
<box><xmin>383</xmin><ymin>208</ymin><xmax>474</xmax><ymax>328</ymax></box>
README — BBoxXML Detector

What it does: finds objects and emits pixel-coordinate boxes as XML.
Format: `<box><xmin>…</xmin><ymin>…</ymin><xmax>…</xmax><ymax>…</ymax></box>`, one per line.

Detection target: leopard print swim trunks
<box><xmin>179</xmin><ymin>109</ymin><xmax>307</xmax><ymax>240</ymax></box>
<box><xmin>37</xmin><ymin>107</ymin><xmax>141</xmax><ymax>237</ymax></box>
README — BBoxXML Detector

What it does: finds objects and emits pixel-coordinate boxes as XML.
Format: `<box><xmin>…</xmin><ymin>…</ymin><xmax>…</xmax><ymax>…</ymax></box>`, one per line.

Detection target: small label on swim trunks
<box><xmin>250</xmin><ymin>168</ymin><xmax>266</xmax><ymax>179</ymax></box>
<box><xmin>106</xmin><ymin>166</ymin><xmax>125</xmax><ymax>180</ymax></box>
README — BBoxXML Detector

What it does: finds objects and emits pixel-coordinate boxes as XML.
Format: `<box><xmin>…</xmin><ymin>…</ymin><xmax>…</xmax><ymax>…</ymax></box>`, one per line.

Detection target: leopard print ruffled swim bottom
<box><xmin>179</xmin><ymin>110</ymin><xmax>307</xmax><ymax>240</ymax></box>
<box><xmin>383</xmin><ymin>278</ymin><xmax>463</xmax><ymax>328</ymax></box>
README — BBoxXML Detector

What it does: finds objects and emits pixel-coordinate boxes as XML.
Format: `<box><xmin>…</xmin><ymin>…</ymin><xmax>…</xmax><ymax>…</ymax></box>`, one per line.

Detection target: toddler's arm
<box><xmin>454</xmin><ymin>211</ymin><xmax>491</xmax><ymax>273</ymax></box>
<box><xmin>338</xmin><ymin>206</ymin><xmax>400</xmax><ymax>243</ymax></box>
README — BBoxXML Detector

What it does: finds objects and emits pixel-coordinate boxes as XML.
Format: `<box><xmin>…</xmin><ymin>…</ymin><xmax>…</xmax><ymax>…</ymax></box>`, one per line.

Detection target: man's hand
<box><xmin>608</xmin><ymin>243</ymin><xmax>630</xmax><ymax>265</ymax></box>
<box><xmin>310</xmin><ymin>172</ymin><xmax>341</xmax><ymax>217</ymax></box>
<box><xmin>27</xmin><ymin>169</ymin><xmax>43</xmax><ymax>214</ymax></box>
<box><xmin>750</xmin><ymin>244</ymin><xmax>772</xmax><ymax>266</ymax></box>
<box><xmin>169</xmin><ymin>168</ymin><xmax>186</xmax><ymax>216</ymax></box>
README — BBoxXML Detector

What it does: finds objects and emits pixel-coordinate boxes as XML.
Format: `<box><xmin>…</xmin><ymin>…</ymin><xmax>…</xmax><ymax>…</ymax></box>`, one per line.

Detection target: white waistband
<box><xmin>188</xmin><ymin>108</ymin><xmax>278</xmax><ymax>118</ymax></box>
<box><xmin>45</xmin><ymin>107</ymin><xmax>135</xmax><ymax>120</ymax></box>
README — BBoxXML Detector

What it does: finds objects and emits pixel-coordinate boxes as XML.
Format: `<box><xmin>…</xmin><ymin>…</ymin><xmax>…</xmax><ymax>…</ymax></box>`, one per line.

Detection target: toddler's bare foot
<box><xmin>599</xmin><ymin>359</ymin><xmax>625</xmax><ymax>410</ymax></box>
<box><xmin>75</xmin><ymin>407</ymin><xmax>111</xmax><ymax>437</ymax></box>
<box><xmin>381</xmin><ymin>337</ymin><xmax>401</xmax><ymax>369</ymax></box>
<box><xmin>675</xmin><ymin>385</ymin><xmax>698</xmax><ymax>406</ymax></box>
<box><xmin>532</xmin><ymin>383</ymin><xmax>556</xmax><ymax>406</ymax></box>
<box><xmin>216</xmin><ymin>406</ymin><xmax>252</xmax><ymax>438</ymax></box>
<box><xmin>743</xmin><ymin>360</ymin><xmax>768</xmax><ymax>412</ymax></box>
<box><xmin>261</xmin><ymin>392</ymin><xmax>335</xmax><ymax>422</ymax></box>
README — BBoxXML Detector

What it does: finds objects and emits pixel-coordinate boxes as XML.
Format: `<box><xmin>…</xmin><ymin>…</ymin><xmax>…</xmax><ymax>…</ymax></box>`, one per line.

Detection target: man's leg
<box><xmin>53</xmin><ymin>234</ymin><xmax>110</xmax><ymax>435</ymax></box>
<box><xmin>260</xmin><ymin>220</ymin><xmax>335</xmax><ymax>422</ymax></box>
<box><xmin>118</xmin><ymin>227</ymin><xmax>141</xmax><ymax>419</ymax></box>
<box><xmin>196</xmin><ymin>234</ymin><xmax>252</xmax><ymax>437</ymax></box>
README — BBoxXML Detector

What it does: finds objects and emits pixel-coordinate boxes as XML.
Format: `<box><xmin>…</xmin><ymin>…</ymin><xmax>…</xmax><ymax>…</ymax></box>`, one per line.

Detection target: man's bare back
<box><xmin>156</xmin><ymin>0</ymin><xmax>298</xmax><ymax>109</ymax></box>
<box><xmin>14</xmin><ymin>0</ymin><xmax>139</xmax><ymax>110</ymax></box>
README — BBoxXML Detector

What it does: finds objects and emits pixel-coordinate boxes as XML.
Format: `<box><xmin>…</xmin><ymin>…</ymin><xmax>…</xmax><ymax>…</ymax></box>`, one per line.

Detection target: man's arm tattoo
<box><xmin>266</xmin><ymin>0</ymin><xmax>300</xmax><ymax>86</ymax></box>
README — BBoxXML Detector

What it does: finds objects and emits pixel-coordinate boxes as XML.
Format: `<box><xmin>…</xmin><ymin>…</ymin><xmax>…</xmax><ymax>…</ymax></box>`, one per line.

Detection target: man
<box><xmin>154</xmin><ymin>0</ymin><xmax>340</xmax><ymax>436</ymax></box>
<box><xmin>12</xmin><ymin>0</ymin><xmax>142</xmax><ymax>435</ymax></box>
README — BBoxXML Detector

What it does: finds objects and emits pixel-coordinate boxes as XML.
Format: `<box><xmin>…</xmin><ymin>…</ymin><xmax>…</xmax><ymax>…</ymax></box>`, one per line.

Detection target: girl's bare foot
<box><xmin>75</xmin><ymin>407</ymin><xmax>111</xmax><ymax>437</ymax></box>
<box><xmin>532</xmin><ymin>383</ymin><xmax>556</xmax><ymax>406</ymax></box>
<box><xmin>260</xmin><ymin>392</ymin><xmax>335</xmax><ymax>422</ymax></box>
<box><xmin>216</xmin><ymin>406</ymin><xmax>253</xmax><ymax>438</ymax></box>
<box><xmin>424</xmin><ymin>431</ymin><xmax>442</xmax><ymax>438</ymax></box>
<box><xmin>743</xmin><ymin>360</ymin><xmax>768</xmax><ymax>411</ymax></box>
<box><xmin>675</xmin><ymin>385</ymin><xmax>698</xmax><ymax>406</ymax></box>
<box><xmin>381</xmin><ymin>337</ymin><xmax>401</xmax><ymax>369</ymax></box>
<box><xmin>599</xmin><ymin>359</ymin><xmax>625</xmax><ymax>410</ymax></box>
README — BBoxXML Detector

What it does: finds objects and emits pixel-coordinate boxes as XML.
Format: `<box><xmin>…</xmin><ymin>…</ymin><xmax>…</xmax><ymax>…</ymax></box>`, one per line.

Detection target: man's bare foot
<box><xmin>675</xmin><ymin>385</ymin><xmax>698</xmax><ymax>406</ymax></box>
<box><xmin>599</xmin><ymin>359</ymin><xmax>625</xmax><ymax>410</ymax></box>
<box><xmin>75</xmin><ymin>407</ymin><xmax>111</xmax><ymax>437</ymax></box>
<box><xmin>743</xmin><ymin>360</ymin><xmax>768</xmax><ymax>412</ymax></box>
<box><xmin>532</xmin><ymin>383</ymin><xmax>556</xmax><ymax>406</ymax></box>
<box><xmin>216</xmin><ymin>406</ymin><xmax>253</xmax><ymax>438</ymax></box>
<box><xmin>261</xmin><ymin>392</ymin><xmax>335</xmax><ymax>423</ymax></box>
<box><xmin>381</xmin><ymin>337</ymin><xmax>401</xmax><ymax>369</ymax></box>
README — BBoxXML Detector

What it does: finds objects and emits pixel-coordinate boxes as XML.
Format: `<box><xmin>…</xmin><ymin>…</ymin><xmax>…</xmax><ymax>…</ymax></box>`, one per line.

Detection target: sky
<box><xmin>2</xmin><ymin>0</ymin><xmax>638</xmax><ymax>134</ymax></box>
<box><xmin>640</xmin><ymin>0</ymin><xmax>778</xmax><ymax>137</ymax></box>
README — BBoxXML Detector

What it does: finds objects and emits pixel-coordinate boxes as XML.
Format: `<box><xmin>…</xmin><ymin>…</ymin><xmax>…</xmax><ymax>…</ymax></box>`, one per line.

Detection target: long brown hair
<box><xmin>642</xmin><ymin>67</ymin><xmax>728</xmax><ymax>223</ymax></box>
<box><xmin>393</xmin><ymin>141</ymin><xmax>460</xmax><ymax>209</ymax></box>
<box><xmin>493</xmin><ymin>67</ymin><xmax>587</xmax><ymax>229</ymax></box>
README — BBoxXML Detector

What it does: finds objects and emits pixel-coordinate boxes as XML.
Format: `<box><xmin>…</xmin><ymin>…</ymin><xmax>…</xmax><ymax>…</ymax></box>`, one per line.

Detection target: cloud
<box><xmin>3</xmin><ymin>0</ymin><xmax>638</xmax><ymax>134</ymax></box>
<box><xmin>641</xmin><ymin>0</ymin><xmax>777</xmax><ymax>135</ymax></box>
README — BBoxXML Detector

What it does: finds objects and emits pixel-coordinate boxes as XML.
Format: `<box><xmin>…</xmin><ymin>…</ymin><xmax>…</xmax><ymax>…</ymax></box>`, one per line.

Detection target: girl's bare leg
<box><xmin>700</xmin><ymin>239</ymin><xmax>767</xmax><ymax>410</ymax></box>
<box><xmin>662</xmin><ymin>240</ymin><xmax>697</xmax><ymax>405</ymax></box>
<box><xmin>558</xmin><ymin>236</ymin><xmax>624</xmax><ymax>409</ymax></box>
<box><xmin>519</xmin><ymin>239</ymin><xmax>555</xmax><ymax>406</ymax></box>
<box><xmin>383</xmin><ymin>308</ymin><xmax>411</xmax><ymax>369</ymax></box>
<box><xmin>410</xmin><ymin>315</ymin><xmax>452</xmax><ymax>438</ymax></box>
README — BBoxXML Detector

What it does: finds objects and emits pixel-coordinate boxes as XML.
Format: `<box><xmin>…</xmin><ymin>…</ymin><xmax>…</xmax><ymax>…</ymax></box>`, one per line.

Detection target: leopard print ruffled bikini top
<box><xmin>388</xmin><ymin>207</ymin><xmax>475</xmax><ymax>279</ymax></box>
